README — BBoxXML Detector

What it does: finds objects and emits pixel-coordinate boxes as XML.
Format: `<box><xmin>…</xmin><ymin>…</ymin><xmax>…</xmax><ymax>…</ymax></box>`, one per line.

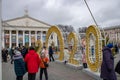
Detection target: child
<box><xmin>40</xmin><ymin>53</ymin><xmax>49</xmax><ymax>80</ymax></box>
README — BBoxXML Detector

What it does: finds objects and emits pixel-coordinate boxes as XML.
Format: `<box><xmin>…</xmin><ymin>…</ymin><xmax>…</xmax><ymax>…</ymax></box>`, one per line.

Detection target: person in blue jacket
<box><xmin>13</xmin><ymin>47</ymin><xmax>26</xmax><ymax>80</ymax></box>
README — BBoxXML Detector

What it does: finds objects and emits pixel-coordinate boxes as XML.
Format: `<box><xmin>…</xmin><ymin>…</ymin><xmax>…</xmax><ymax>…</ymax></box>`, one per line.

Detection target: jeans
<box><xmin>49</xmin><ymin>54</ymin><xmax>54</xmax><ymax>61</ymax></box>
<box><xmin>28</xmin><ymin>73</ymin><xmax>36</xmax><ymax>80</ymax></box>
<box><xmin>16</xmin><ymin>76</ymin><xmax>23</xmax><ymax>80</ymax></box>
<box><xmin>40</xmin><ymin>68</ymin><xmax>48</xmax><ymax>80</ymax></box>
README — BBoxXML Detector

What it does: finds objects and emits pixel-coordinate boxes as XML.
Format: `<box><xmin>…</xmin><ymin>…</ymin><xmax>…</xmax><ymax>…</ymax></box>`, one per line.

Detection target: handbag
<box><xmin>41</xmin><ymin>59</ymin><xmax>49</xmax><ymax>68</ymax></box>
<box><xmin>115</xmin><ymin>60</ymin><xmax>120</xmax><ymax>74</ymax></box>
<box><xmin>44</xmin><ymin>62</ymin><xmax>49</xmax><ymax>67</ymax></box>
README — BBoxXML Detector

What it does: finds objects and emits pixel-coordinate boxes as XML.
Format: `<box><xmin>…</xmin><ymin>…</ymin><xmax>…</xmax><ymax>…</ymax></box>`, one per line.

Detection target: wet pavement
<box><xmin>2</xmin><ymin>61</ymin><xmax>94</xmax><ymax>80</ymax></box>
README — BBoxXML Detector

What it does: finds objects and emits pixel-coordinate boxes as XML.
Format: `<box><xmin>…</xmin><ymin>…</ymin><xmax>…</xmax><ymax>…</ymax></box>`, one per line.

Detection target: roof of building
<box><xmin>2</xmin><ymin>15</ymin><xmax>51</xmax><ymax>28</ymax></box>
<box><xmin>104</xmin><ymin>25</ymin><xmax>120</xmax><ymax>30</ymax></box>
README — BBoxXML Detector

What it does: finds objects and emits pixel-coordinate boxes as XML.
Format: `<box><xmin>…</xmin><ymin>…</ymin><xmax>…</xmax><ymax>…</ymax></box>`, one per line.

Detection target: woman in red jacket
<box><xmin>25</xmin><ymin>46</ymin><xmax>40</xmax><ymax>80</ymax></box>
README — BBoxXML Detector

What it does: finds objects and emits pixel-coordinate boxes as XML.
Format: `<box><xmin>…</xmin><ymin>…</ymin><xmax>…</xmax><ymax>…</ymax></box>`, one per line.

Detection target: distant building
<box><xmin>2</xmin><ymin>12</ymin><xmax>55</xmax><ymax>48</ymax></box>
<box><xmin>78</xmin><ymin>25</ymin><xmax>120</xmax><ymax>45</ymax></box>
<box><xmin>104</xmin><ymin>25</ymin><xmax>120</xmax><ymax>44</ymax></box>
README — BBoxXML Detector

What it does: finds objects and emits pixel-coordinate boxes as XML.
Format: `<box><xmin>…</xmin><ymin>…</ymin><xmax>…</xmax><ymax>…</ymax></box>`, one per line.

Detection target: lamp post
<box><xmin>0</xmin><ymin>0</ymin><xmax>2</xmax><ymax>80</ymax></box>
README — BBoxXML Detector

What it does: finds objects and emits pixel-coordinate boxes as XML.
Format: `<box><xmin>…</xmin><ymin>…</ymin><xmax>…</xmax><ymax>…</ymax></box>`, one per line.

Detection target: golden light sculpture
<box><xmin>35</xmin><ymin>40</ymin><xmax>42</xmax><ymax>54</ymax></box>
<box><xmin>45</xmin><ymin>26</ymin><xmax>64</xmax><ymax>61</ymax></box>
<box><xmin>67</xmin><ymin>32</ymin><xmax>79</xmax><ymax>65</ymax></box>
<box><xmin>86</xmin><ymin>25</ymin><xmax>102</xmax><ymax>72</ymax></box>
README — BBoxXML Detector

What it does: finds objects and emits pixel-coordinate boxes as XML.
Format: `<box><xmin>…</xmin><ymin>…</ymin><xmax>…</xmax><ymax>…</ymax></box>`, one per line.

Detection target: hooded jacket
<box><xmin>25</xmin><ymin>50</ymin><xmax>40</xmax><ymax>73</ymax></box>
<box><xmin>13</xmin><ymin>50</ymin><xmax>26</xmax><ymax>76</ymax></box>
<box><xmin>100</xmin><ymin>47</ymin><xmax>117</xmax><ymax>80</ymax></box>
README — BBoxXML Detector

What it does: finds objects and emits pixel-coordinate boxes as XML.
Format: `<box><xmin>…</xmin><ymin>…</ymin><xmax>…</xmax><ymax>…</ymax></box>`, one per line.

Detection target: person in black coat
<box><xmin>100</xmin><ymin>43</ymin><xmax>117</xmax><ymax>80</ymax></box>
<box><xmin>48</xmin><ymin>46</ymin><xmax>55</xmax><ymax>61</ymax></box>
<box><xmin>21</xmin><ymin>46</ymin><xmax>28</xmax><ymax>58</ymax></box>
<box><xmin>2</xmin><ymin>48</ymin><xmax>8</xmax><ymax>62</ymax></box>
<box><xmin>9</xmin><ymin>47</ymin><xmax>15</xmax><ymax>64</ymax></box>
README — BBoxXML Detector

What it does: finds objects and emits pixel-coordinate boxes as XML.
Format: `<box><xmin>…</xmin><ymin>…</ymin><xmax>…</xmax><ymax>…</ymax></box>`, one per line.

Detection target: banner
<box><xmin>31</xmin><ymin>35</ymin><xmax>35</xmax><ymax>43</ymax></box>
<box><xmin>5</xmin><ymin>35</ymin><xmax>9</xmax><ymax>43</ymax></box>
<box><xmin>37</xmin><ymin>36</ymin><xmax>41</xmax><ymax>40</ymax></box>
<box><xmin>25</xmin><ymin>35</ymin><xmax>29</xmax><ymax>43</ymax></box>
<box><xmin>18</xmin><ymin>34</ymin><xmax>23</xmax><ymax>43</ymax></box>
<box><xmin>42</xmin><ymin>36</ymin><xmax>46</xmax><ymax>42</ymax></box>
<box><xmin>12</xmin><ymin>35</ymin><xmax>16</xmax><ymax>43</ymax></box>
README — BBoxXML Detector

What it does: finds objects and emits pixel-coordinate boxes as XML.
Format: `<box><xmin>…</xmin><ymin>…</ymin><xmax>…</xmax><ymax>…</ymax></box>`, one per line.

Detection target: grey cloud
<box><xmin>2</xmin><ymin>0</ymin><xmax>120</xmax><ymax>30</ymax></box>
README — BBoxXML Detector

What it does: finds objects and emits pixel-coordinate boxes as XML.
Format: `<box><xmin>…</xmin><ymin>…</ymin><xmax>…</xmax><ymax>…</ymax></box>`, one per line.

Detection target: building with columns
<box><xmin>2</xmin><ymin>14</ymin><xmax>52</xmax><ymax>48</ymax></box>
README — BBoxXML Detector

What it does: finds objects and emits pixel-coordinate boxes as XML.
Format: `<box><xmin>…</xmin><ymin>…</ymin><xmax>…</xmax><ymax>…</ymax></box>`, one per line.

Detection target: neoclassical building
<box><xmin>2</xmin><ymin>14</ymin><xmax>52</xmax><ymax>48</ymax></box>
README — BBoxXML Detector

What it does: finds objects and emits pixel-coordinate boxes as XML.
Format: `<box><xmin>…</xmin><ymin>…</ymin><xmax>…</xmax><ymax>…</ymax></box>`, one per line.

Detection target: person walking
<box><xmin>2</xmin><ymin>48</ymin><xmax>8</xmax><ymax>62</ymax></box>
<box><xmin>82</xmin><ymin>53</ymin><xmax>87</xmax><ymax>68</ymax></box>
<box><xmin>48</xmin><ymin>46</ymin><xmax>55</xmax><ymax>61</ymax></box>
<box><xmin>41</xmin><ymin>46</ymin><xmax>49</xmax><ymax>59</ymax></box>
<box><xmin>13</xmin><ymin>47</ymin><xmax>26</xmax><ymax>80</ymax></box>
<box><xmin>9</xmin><ymin>47</ymin><xmax>15</xmax><ymax>64</ymax></box>
<box><xmin>25</xmin><ymin>46</ymin><xmax>40</xmax><ymax>80</ymax></box>
<box><xmin>64</xmin><ymin>47</ymin><xmax>69</xmax><ymax>64</ymax></box>
<box><xmin>40</xmin><ymin>53</ymin><xmax>49</xmax><ymax>80</ymax></box>
<box><xmin>21</xmin><ymin>46</ymin><xmax>28</xmax><ymax>58</ymax></box>
<box><xmin>100</xmin><ymin>43</ymin><xmax>117</xmax><ymax>80</ymax></box>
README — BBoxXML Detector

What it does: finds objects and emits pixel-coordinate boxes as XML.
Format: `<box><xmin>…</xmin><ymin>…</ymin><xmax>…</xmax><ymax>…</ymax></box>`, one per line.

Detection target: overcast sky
<box><xmin>2</xmin><ymin>0</ymin><xmax>120</xmax><ymax>30</ymax></box>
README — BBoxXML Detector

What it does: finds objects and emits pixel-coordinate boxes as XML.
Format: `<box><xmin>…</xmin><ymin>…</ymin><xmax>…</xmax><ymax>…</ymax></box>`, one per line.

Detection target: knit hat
<box><xmin>14</xmin><ymin>50</ymin><xmax>21</xmax><ymax>55</ymax></box>
<box><xmin>107</xmin><ymin>43</ymin><xmax>113</xmax><ymax>48</ymax></box>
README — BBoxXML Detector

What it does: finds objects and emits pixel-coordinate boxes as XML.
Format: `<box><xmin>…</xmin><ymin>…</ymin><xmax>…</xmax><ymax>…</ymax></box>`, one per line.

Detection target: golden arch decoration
<box><xmin>35</xmin><ymin>40</ymin><xmax>42</xmax><ymax>54</ymax></box>
<box><xmin>45</xmin><ymin>26</ymin><xmax>64</xmax><ymax>61</ymax></box>
<box><xmin>67</xmin><ymin>32</ymin><xmax>79</xmax><ymax>65</ymax></box>
<box><xmin>86</xmin><ymin>25</ymin><xmax>102</xmax><ymax>72</ymax></box>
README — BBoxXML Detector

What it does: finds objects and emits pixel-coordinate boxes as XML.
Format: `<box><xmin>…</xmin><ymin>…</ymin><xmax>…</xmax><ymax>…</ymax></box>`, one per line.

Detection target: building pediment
<box><xmin>3</xmin><ymin>15</ymin><xmax>51</xmax><ymax>28</ymax></box>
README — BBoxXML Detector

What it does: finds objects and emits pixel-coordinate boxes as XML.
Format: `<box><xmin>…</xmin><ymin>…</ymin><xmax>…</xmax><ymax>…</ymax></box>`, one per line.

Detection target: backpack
<box><xmin>115</xmin><ymin>60</ymin><xmax>120</xmax><ymax>74</ymax></box>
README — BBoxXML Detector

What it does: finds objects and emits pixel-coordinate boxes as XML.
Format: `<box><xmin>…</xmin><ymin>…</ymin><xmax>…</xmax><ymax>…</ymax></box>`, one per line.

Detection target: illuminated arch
<box><xmin>35</xmin><ymin>40</ymin><xmax>42</xmax><ymax>54</ymax></box>
<box><xmin>67</xmin><ymin>32</ymin><xmax>79</xmax><ymax>65</ymax></box>
<box><xmin>45</xmin><ymin>26</ymin><xmax>64</xmax><ymax>61</ymax></box>
<box><xmin>86</xmin><ymin>25</ymin><xmax>102</xmax><ymax>72</ymax></box>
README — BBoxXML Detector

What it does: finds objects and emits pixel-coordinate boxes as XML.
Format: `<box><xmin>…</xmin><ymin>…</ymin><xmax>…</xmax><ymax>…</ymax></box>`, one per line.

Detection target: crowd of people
<box><xmin>1</xmin><ymin>43</ymin><xmax>120</xmax><ymax>80</ymax></box>
<box><xmin>2</xmin><ymin>44</ymin><xmax>57</xmax><ymax>80</ymax></box>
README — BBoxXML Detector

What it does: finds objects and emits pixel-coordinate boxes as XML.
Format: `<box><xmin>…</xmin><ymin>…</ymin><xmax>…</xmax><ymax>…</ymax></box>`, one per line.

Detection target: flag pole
<box><xmin>83</xmin><ymin>0</ymin><xmax>98</xmax><ymax>26</ymax></box>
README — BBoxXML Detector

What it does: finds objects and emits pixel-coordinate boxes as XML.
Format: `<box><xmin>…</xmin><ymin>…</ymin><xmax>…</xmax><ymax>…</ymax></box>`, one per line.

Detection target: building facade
<box><xmin>2</xmin><ymin>14</ymin><xmax>52</xmax><ymax>48</ymax></box>
<box><xmin>78</xmin><ymin>25</ymin><xmax>120</xmax><ymax>45</ymax></box>
<box><xmin>104</xmin><ymin>25</ymin><xmax>120</xmax><ymax>44</ymax></box>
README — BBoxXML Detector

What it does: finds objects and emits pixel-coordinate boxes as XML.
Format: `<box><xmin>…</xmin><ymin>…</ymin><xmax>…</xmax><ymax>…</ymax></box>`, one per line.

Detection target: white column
<box><xmin>9</xmin><ymin>30</ymin><xmax>12</xmax><ymax>48</ymax></box>
<box><xmin>41</xmin><ymin>31</ymin><xmax>43</xmax><ymax>42</ymax></box>
<box><xmin>23</xmin><ymin>31</ymin><xmax>25</xmax><ymax>46</ymax></box>
<box><xmin>35</xmin><ymin>31</ymin><xmax>37</xmax><ymax>41</ymax></box>
<box><xmin>2</xmin><ymin>30</ymin><xmax>4</xmax><ymax>48</ymax></box>
<box><xmin>29</xmin><ymin>31</ymin><xmax>31</xmax><ymax>46</ymax></box>
<box><xmin>0</xmin><ymin>0</ymin><xmax>2</xmax><ymax>79</ymax></box>
<box><xmin>16</xmin><ymin>30</ymin><xmax>18</xmax><ymax>47</ymax></box>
